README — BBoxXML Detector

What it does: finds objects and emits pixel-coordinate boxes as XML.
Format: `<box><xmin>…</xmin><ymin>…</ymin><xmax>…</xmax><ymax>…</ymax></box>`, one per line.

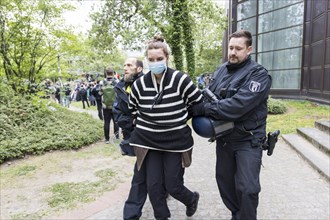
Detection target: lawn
<box><xmin>267</xmin><ymin>99</ymin><xmax>330</xmax><ymax>135</ymax></box>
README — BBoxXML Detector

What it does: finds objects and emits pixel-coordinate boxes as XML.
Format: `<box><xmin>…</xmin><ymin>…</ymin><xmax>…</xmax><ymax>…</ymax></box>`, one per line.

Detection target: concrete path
<box><xmin>56</xmin><ymin>108</ymin><xmax>329</xmax><ymax>220</ymax></box>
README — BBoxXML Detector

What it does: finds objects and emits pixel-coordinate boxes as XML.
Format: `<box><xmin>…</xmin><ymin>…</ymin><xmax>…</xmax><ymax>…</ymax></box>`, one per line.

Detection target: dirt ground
<box><xmin>0</xmin><ymin>141</ymin><xmax>135</xmax><ymax>220</ymax></box>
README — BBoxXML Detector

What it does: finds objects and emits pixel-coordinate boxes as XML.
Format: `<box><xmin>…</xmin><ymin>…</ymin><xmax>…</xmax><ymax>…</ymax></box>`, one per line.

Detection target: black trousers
<box><xmin>216</xmin><ymin>141</ymin><xmax>262</xmax><ymax>220</ymax></box>
<box><xmin>96</xmin><ymin>99</ymin><xmax>103</xmax><ymax>120</ymax></box>
<box><xmin>123</xmin><ymin>162</ymin><xmax>148</xmax><ymax>220</ymax></box>
<box><xmin>81</xmin><ymin>96</ymin><xmax>89</xmax><ymax>109</ymax></box>
<box><xmin>103</xmin><ymin>108</ymin><xmax>119</xmax><ymax>141</ymax></box>
<box><xmin>145</xmin><ymin>150</ymin><xmax>195</xmax><ymax>219</ymax></box>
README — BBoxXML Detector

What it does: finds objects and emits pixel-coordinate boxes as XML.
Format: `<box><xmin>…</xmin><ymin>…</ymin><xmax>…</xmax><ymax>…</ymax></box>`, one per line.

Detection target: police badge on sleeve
<box><xmin>249</xmin><ymin>81</ymin><xmax>261</xmax><ymax>92</ymax></box>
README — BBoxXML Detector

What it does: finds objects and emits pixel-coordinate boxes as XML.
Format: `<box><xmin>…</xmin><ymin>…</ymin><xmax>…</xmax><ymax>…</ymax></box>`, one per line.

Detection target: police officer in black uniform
<box><xmin>189</xmin><ymin>30</ymin><xmax>272</xmax><ymax>220</ymax></box>
<box><xmin>112</xmin><ymin>57</ymin><xmax>145</xmax><ymax>219</ymax></box>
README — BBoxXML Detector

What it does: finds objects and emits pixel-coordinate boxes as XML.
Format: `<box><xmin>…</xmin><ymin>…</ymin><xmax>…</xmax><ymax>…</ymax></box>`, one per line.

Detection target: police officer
<box><xmin>112</xmin><ymin>57</ymin><xmax>145</xmax><ymax>219</ymax></box>
<box><xmin>189</xmin><ymin>30</ymin><xmax>272</xmax><ymax>220</ymax></box>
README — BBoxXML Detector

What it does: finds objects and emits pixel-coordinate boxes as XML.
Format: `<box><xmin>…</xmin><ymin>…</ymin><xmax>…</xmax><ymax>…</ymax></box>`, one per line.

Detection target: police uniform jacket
<box><xmin>205</xmin><ymin>56</ymin><xmax>272</xmax><ymax>143</ymax></box>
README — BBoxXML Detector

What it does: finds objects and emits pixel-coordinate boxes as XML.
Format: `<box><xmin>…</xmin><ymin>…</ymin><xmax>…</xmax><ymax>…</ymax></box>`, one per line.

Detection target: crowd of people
<box><xmin>45</xmin><ymin>30</ymin><xmax>272</xmax><ymax>220</ymax></box>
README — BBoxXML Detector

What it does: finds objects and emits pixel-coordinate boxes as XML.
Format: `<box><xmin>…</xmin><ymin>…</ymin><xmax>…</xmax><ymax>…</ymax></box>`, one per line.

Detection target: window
<box><xmin>258</xmin><ymin>26</ymin><xmax>303</xmax><ymax>52</ymax></box>
<box><xmin>259</xmin><ymin>3</ymin><xmax>304</xmax><ymax>33</ymax></box>
<box><xmin>237</xmin><ymin>17</ymin><xmax>257</xmax><ymax>35</ymax></box>
<box><xmin>259</xmin><ymin>0</ymin><xmax>303</xmax><ymax>14</ymax></box>
<box><xmin>258</xmin><ymin>48</ymin><xmax>302</xmax><ymax>70</ymax></box>
<box><xmin>237</xmin><ymin>0</ymin><xmax>257</xmax><ymax>20</ymax></box>
<box><xmin>269</xmin><ymin>70</ymin><xmax>301</xmax><ymax>89</ymax></box>
<box><xmin>234</xmin><ymin>0</ymin><xmax>304</xmax><ymax>89</ymax></box>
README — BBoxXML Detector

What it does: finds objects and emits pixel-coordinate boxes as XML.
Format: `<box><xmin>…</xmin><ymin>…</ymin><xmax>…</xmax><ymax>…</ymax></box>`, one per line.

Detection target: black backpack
<box><xmin>80</xmin><ymin>88</ymin><xmax>87</xmax><ymax>96</ymax></box>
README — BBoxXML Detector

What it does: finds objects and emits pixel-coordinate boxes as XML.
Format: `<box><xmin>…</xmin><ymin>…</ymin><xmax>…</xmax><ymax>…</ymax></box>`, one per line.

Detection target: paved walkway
<box><xmin>55</xmin><ymin>108</ymin><xmax>330</xmax><ymax>220</ymax></box>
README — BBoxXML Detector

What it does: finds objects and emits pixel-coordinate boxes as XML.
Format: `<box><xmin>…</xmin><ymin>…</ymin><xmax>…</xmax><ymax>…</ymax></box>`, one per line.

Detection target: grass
<box><xmin>266</xmin><ymin>99</ymin><xmax>330</xmax><ymax>135</ymax></box>
<box><xmin>47</xmin><ymin>167</ymin><xmax>116</xmax><ymax>209</ymax></box>
<box><xmin>0</xmin><ymin>99</ymin><xmax>329</xmax><ymax>219</ymax></box>
<box><xmin>13</xmin><ymin>165</ymin><xmax>37</xmax><ymax>176</ymax></box>
<box><xmin>0</xmin><ymin>141</ymin><xmax>131</xmax><ymax>220</ymax></box>
<box><xmin>70</xmin><ymin>100</ymin><xmax>98</xmax><ymax>111</ymax></box>
<box><xmin>0</xmin><ymin>142</ymin><xmax>120</xmax><ymax>189</ymax></box>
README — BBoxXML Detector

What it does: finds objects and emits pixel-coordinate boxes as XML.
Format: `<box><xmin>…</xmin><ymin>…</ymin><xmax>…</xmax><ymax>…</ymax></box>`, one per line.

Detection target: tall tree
<box><xmin>89</xmin><ymin>0</ymin><xmax>226</xmax><ymax>77</ymax></box>
<box><xmin>0</xmin><ymin>0</ymin><xmax>73</xmax><ymax>93</ymax></box>
<box><xmin>190</xmin><ymin>0</ymin><xmax>227</xmax><ymax>75</ymax></box>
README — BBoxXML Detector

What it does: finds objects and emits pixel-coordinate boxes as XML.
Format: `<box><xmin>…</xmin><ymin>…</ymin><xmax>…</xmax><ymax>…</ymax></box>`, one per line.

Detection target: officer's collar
<box><xmin>226</xmin><ymin>55</ymin><xmax>251</xmax><ymax>71</ymax></box>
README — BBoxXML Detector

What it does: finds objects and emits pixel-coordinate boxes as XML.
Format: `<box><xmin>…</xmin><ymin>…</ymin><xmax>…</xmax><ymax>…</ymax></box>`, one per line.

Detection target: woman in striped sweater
<box><xmin>128</xmin><ymin>36</ymin><xmax>203</xmax><ymax>219</ymax></box>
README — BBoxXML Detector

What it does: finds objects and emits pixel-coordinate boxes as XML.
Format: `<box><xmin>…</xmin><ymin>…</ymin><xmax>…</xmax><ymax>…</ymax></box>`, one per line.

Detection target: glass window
<box><xmin>259</xmin><ymin>3</ymin><xmax>304</xmax><ymax>33</ymax></box>
<box><xmin>258</xmin><ymin>48</ymin><xmax>302</xmax><ymax>70</ymax></box>
<box><xmin>269</xmin><ymin>70</ymin><xmax>301</xmax><ymax>89</ymax></box>
<box><xmin>258</xmin><ymin>26</ymin><xmax>303</xmax><ymax>52</ymax></box>
<box><xmin>237</xmin><ymin>0</ymin><xmax>257</xmax><ymax>20</ymax></box>
<box><xmin>259</xmin><ymin>0</ymin><xmax>303</xmax><ymax>14</ymax></box>
<box><xmin>237</xmin><ymin>17</ymin><xmax>256</xmax><ymax>35</ymax></box>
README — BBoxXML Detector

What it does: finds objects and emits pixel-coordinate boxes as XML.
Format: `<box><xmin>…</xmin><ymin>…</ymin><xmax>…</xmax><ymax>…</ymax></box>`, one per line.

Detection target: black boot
<box><xmin>186</xmin><ymin>191</ymin><xmax>199</xmax><ymax>217</ymax></box>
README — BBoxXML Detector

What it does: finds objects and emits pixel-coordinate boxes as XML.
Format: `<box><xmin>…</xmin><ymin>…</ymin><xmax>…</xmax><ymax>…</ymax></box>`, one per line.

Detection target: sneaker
<box><xmin>121</xmin><ymin>149</ymin><xmax>128</xmax><ymax>156</ymax></box>
<box><xmin>186</xmin><ymin>192</ymin><xmax>199</xmax><ymax>217</ymax></box>
<box><xmin>105</xmin><ymin>140</ymin><xmax>110</xmax><ymax>144</ymax></box>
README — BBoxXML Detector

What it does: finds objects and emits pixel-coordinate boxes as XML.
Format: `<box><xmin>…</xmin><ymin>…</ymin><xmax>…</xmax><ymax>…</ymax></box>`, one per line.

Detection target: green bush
<box><xmin>0</xmin><ymin>83</ymin><xmax>103</xmax><ymax>164</ymax></box>
<box><xmin>267</xmin><ymin>97</ymin><xmax>287</xmax><ymax>114</ymax></box>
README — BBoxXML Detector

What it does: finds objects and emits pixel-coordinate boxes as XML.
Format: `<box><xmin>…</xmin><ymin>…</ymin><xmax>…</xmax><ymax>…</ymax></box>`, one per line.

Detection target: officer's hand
<box><xmin>188</xmin><ymin>102</ymin><xmax>205</xmax><ymax>117</ymax></box>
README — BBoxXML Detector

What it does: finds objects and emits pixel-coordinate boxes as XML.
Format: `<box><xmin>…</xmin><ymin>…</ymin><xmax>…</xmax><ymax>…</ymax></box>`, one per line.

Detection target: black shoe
<box><xmin>186</xmin><ymin>191</ymin><xmax>199</xmax><ymax>217</ymax></box>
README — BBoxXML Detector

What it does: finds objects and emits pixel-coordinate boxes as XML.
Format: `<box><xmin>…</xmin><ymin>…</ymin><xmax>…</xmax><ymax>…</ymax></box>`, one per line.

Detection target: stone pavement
<box><xmin>57</xmin><ymin>107</ymin><xmax>330</xmax><ymax>220</ymax></box>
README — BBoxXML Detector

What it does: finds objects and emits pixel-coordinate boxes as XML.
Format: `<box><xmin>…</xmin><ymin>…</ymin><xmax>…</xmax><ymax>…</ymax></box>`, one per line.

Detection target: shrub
<box><xmin>0</xmin><ymin>83</ymin><xmax>103</xmax><ymax>164</ymax></box>
<box><xmin>267</xmin><ymin>97</ymin><xmax>287</xmax><ymax>114</ymax></box>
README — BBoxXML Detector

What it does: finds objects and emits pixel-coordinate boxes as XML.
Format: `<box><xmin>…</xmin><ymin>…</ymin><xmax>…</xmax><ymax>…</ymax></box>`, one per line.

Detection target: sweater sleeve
<box><xmin>180</xmin><ymin>73</ymin><xmax>203</xmax><ymax>106</ymax></box>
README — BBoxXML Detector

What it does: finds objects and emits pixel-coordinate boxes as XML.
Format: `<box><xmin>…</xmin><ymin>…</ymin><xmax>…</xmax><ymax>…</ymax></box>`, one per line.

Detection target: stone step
<box><xmin>297</xmin><ymin>127</ymin><xmax>330</xmax><ymax>155</ymax></box>
<box><xmin>282</xmin><ymin>133</ymin><xmax>330</xmax><ymax>181</ymax></box>
<box><xmin>315</xmin><ymin>120</ymin><xmax>330</xmax><ymax>135</ymax></box>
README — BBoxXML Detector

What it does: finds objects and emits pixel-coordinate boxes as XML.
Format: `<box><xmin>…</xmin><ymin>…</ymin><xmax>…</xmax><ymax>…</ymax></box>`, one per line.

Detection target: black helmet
<box><xmin>192</xmin><ymin>116</ymin><xmax>234</xmax><ymax>139</ymax></box>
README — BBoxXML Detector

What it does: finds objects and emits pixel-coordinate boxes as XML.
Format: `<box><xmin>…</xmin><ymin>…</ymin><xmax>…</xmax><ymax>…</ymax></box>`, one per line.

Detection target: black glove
<box><xmin>188</xmin><ymin>102</ymin><xmax>205</xmax><ymax>117</ymax></box>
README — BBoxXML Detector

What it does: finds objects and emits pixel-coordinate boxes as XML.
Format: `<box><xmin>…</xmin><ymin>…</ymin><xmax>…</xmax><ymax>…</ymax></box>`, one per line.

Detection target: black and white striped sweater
<box><xmin>128</xmin><ymin>67</ymin><xmax>203</xmax><ymax>152</ymax></box>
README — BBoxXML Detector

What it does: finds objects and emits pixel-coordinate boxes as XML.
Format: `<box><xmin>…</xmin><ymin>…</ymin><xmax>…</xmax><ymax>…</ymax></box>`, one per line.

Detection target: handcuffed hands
<box><xmin>188</xmin><ymin>102</ymin><xmax>205</xmax><ymax>117</ymax></box>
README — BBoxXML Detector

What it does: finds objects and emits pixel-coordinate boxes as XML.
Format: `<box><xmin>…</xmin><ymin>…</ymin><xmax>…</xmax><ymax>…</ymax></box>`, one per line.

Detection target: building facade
<box><xmin>224</xmin><ymin>0</ymin><xmax>329</xmax><ymax>104</ymax></box>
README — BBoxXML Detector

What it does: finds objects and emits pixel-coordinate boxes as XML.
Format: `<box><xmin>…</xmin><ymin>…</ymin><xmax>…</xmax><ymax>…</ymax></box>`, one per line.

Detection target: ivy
<box><xmin>89</xmin><ymin>0</ymin><xmax>227</xmax><ymax>78</ymax></box>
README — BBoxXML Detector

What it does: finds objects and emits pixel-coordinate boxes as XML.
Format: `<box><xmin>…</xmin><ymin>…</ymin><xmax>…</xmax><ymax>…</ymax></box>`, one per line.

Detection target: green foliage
<box><xmin>47</xmin><ymin>168</ymin><xmax>116</xmax><ymax>209</ymax></box>
<box><xmin>267</xmin><ymin>97</ymin><xmax>287</xmax><ymax>114</ymax></box>
<box><xmin>90</xmin><ymin>0</ymin><xmax>227</xmax><ymax>77</ymax></box>
<box><xmin>14</xmin><ymin>165</ymin><xmax>37</xmax><ymax>176</ymax></box>
<box><xmin>190</xmin><ymin>0</ymin><xmax>227</xmax><ymax>77</ymax></box>
<box><xmin>0</xmin><ymin>83</ymin><xmax>103</xmax><ymax>164</ymax></box>
<box><xmin>0</xmin><ymin>0</ymin><xmax>75</xmax><ymax>93</ymax></box>
<box><xmin>267</xmin><ymin>100</ymin><xmax>330</xmax><ymax>134</ymax></box>
<box><xmin>47</xmin><ymin>182</ymin><xmax>96</xmax><ymax>208</ymax></box>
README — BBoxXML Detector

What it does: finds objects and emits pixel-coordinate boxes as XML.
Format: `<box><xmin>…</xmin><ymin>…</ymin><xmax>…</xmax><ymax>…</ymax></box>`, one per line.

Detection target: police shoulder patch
<box><xmin>249</xmin><ymin>81</ymin><xmax>261</xmax><ymax>92</ymax></box>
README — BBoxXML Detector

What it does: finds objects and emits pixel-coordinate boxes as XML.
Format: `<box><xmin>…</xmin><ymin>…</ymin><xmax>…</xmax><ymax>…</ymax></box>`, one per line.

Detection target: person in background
<box><xmin>128</xmin><ymin>36</ymin><xmax>202</xmax><ymax>219</ymax></box>
<box><xmin>88</xmin><ymin>83</ymin><xmax>96</xmax><ymax>106</ymax></box>
<box><xmin>101</xmin><ymin>67</ymin><xmax>119</xmax><ymax>144</ymax></box>
<box><xmin>92</xmin><ymin>80</ymin><xmax>103</xmax><ymax>120</ymax></box>
<box><xmin>197</xmin><ymin>74</ymin><xmax>205</xmax><ymax>89</ymax></box>
<box><xmin>63</xmin><ymin>83</ymin><xmax>72</xmax><ymax>107</ymax></box>
<box><xmin>54</xmin><ymin>83</ymin><xmax>61</xmax><ymax>104</ymax></box>
<box><xmin>113</xmin><ymin>57</ymin><xmax>146</xmax><ymax>219</ymax></box>
<box><xmin>188</xmin><ymin>30</ymin><xmax>272</xmax><ymax>220</ymax></box>
<box><xmin>79</xmin><ymin>84</ymin><xmax>89</xmax><ymax>109</ymax></box>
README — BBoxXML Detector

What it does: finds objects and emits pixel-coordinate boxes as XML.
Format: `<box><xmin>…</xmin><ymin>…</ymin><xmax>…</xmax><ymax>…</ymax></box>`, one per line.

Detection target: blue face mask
<box><xmin>148</xmin><ymin>61</ymin><xmax>166</xmax><ymax>75</ymax></box>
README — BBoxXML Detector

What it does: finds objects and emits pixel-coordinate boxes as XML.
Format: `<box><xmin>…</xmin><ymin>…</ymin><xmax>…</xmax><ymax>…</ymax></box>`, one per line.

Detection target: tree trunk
<box><xmin>181</xmin><ymin>0</ymin><xmax>195</xmax><ymax>77</ymax></box>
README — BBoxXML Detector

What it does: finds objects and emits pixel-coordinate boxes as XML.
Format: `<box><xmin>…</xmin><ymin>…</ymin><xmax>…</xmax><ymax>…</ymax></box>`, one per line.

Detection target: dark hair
<box><xmin>105</xmin><ymin>67</ymin><xmax>114</xmax><ymax>76</ymax></box>
<box><xmin>145</xmin><ymin>35</ymin><xmax>170</xmax><ymax>58</ymax></box>
<box><xmin>229</xmin><ymin>30</ymin><xmax>252</xmax><ymax>47</ymax></box>
<box><xmin>136</xmin><ymin>59</ymin><xmax>143</xmax><ymax>69</ymax></box>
